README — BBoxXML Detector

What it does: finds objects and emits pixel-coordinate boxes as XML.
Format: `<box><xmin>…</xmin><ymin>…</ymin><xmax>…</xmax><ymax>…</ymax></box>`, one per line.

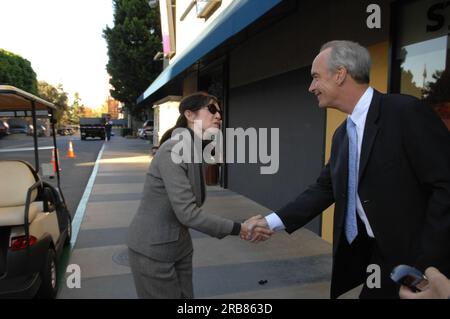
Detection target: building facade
<box><xmin>138</xmin><ymin>0</ymin><xmax>450</xmax><ymax>241</ymax></box>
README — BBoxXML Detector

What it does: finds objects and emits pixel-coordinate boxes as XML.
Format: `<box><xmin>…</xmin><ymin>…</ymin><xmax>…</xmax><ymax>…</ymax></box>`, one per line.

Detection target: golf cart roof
<box><xmin>0</xmin><ymin>85</ymin><xmax>56</xmax><ymax>111</ymax></box>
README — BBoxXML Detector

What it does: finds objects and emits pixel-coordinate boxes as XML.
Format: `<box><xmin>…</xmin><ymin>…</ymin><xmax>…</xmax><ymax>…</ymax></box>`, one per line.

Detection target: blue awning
<box><xmin>137</xmin><ymin>0</ymin><xmax>282</xmax><ymax>104</ymax></box>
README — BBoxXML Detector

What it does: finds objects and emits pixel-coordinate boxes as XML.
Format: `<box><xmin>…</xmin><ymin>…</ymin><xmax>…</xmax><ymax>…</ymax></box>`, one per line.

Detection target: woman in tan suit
<box><xmin>127</xmin><ymin>92</ymin><xmax>271</xmax><ymax>299</ymax></box>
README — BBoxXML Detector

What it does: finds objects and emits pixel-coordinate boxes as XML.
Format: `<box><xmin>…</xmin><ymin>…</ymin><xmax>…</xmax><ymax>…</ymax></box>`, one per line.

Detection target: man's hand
<box><xmin>239</xmin><ymin>215</ymin><xmax>262</xmax><ymax>240</ymax></box>
<box><xmin>399</xmin><ymin>267</ymin><xmax>450</xmax><ymax>299</ymax></box>
<box><xmin>240</xmin><ymin>215</ymin><xmax>273</xmax><ymax>243</ymax></box>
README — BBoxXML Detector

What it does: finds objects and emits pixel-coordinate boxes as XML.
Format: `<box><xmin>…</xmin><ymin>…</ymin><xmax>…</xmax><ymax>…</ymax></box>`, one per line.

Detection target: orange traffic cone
<box><xmin>67</xmin><ymin>140</ymin><xmax>76</xmax><ymax>158</ymax></box>
<box><xmin>51</xmin><ymin>149</ymin><xmax>61</xmax><ymax>173</ymax></box>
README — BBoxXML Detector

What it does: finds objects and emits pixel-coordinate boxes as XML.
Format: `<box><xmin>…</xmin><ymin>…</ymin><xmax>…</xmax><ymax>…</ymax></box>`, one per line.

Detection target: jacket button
<box><xmin>363</xmin><ymin>199</ymin><xmax>370</xmax><ymax>204</ymax></box>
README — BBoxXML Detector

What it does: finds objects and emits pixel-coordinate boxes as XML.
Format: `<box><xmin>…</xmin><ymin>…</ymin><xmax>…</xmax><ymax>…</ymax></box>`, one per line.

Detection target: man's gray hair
<box><xmin>320</xmin><ymin>40</ymin><xmax>371</xmax><ymax>84</ymax></box>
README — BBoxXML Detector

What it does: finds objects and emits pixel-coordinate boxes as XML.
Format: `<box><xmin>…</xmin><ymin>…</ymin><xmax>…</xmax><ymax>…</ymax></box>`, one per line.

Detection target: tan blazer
<box><xmin>127</xmin><ymin>138</ymin><xmax>234</xmax><ymax>262</ymax></box>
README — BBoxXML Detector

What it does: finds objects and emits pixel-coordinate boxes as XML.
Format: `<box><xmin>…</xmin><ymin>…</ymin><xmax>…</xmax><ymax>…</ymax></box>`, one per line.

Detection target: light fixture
<box><xmin>196</xmin><ymin>0</ymin><xmax>221</xmax><ymax>19</ymax></box>
<box><xmin>153</xmin><ymin>52</ymin><xmax>164</xmax><ymax>61</ymax></box>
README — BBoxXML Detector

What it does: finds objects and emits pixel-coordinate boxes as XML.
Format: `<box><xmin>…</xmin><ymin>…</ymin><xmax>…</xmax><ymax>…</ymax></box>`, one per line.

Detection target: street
<box><xmin>0</xmin><ymin>132</ymin><xmax>103</xmax><ymax>217</ymax></box>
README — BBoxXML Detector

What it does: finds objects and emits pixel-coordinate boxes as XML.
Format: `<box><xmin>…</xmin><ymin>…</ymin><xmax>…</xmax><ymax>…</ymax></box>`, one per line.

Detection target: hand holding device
<box><xmin>391</xmin><ymin>264</ymin><xmax>429</xmax><ymax>292</ymax></box>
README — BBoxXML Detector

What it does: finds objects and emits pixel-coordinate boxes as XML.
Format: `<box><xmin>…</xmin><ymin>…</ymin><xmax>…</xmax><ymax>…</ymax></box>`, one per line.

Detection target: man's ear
<box><xmin>336</xmin><ymin>67</ymin><xmax>347</xmax><ymax>85</ymax></box>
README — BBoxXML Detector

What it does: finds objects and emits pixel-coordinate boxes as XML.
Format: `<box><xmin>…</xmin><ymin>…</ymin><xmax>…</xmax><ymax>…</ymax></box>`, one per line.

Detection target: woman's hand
<box><xmin>240</xmin><ymin>215</ymin><xmax>274</xmax><ymax>242</ymax></box>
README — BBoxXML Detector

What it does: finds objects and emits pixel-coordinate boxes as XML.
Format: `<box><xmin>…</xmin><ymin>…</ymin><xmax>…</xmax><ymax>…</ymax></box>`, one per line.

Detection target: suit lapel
<box><xmin>333</xmin><ymin>126</ymin><xmax>349</xmax><ymax>231</ymax></box>
<box><xmin>331</xmin><ymin>91</ymin><xmax>381</xmax><ymax>240</ymax></box>
<box><xmin>336</xmin><ymin>127</ymin><xmax>349</xmax><ymax>193</ymax></box>
<box><xmin>359</xmin><ymin>90</ymin><xmax>381</xmax><ymax>181</ymax></box>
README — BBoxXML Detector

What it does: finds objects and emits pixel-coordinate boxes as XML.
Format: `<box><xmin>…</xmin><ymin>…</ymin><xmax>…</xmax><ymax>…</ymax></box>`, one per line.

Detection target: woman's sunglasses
<box><xmin>205</xmin><ymin>104</ymin><xmax>222</xmax><ymax>116</ymax></box>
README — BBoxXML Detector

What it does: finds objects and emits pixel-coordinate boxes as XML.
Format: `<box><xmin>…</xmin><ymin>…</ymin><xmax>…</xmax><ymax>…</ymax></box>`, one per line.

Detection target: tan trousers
<box><xmin>128</xmin><ymin>248</ymin><xmax>193</xmax><ymax>299</ymax></box>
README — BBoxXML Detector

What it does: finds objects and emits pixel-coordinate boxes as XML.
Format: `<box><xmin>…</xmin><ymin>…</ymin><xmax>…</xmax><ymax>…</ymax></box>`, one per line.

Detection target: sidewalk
<box><xmin>58</xmin><ymin>136</ymin><xmax>357</xmax><ymax>299</ymax></box>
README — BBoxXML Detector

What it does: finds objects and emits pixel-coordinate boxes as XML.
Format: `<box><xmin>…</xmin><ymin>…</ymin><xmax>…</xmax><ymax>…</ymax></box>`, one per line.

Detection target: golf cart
<box><xmin>0</xmin><ymin>85</ymin><xmax>71</xmax><ymax>298</ymax></box>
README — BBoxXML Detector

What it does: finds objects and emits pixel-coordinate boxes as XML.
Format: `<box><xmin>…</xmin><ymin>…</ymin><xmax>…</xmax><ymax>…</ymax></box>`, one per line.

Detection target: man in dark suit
<box><xmin>246</xmin><ymin>40</ymin><xmax>450</xmax><ymax>299</ymax></box>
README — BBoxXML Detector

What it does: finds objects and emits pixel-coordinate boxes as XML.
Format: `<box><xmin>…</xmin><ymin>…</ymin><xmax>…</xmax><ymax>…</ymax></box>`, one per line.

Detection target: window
<box><xmin>394</xmin><ymin>0</ymin><xmax>450</xmax><ymax>129</ymax></box>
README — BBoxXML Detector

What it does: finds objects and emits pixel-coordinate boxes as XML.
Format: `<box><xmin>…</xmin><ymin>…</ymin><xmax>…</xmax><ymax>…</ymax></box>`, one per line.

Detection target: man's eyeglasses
<box><xmin>205</xmin><ymin>104</ymin><xmax>221</xmax><ymax>116</ymax></box>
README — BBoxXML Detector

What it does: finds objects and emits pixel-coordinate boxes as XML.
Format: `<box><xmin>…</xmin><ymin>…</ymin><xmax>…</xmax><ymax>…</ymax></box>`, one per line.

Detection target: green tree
<box><xmin>103</xmin><ymin>0</ymin><xmax>162</xmax><ymax>120</ymax></box>
<box><xmin>68</xmin><ymin>92</ymin><xmax>86</xmax><ymax>125</ymax></box>
<box><xmin>423</xmin><ymin>69</ymin><xmax>450</xmax><ymax>123</ymax></box>
<box><xmin>400</xmin><ymin>68</ymin><xmax>422</xmax><ymax>99</ymax></box>
<box><xmin>0</xmin><ymin>48</ymin><xmax>38</xmax><ymax>94</ymax></box>
<box><xmin>423</xmin><ymin>69</ymin><xmax>450</xmax><ymax>104</ymax></box>
<box><xmin>37</xmin><ymin>81</ymin><xmax>69</xmax><ymax>125</ymax></box>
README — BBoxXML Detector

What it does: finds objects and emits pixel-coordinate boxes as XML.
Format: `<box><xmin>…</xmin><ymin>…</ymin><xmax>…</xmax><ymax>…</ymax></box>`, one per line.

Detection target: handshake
<box><xmin>239</xmin><ymin>215</ymin><xmax>274</xmax><ymax>242</ymax></box>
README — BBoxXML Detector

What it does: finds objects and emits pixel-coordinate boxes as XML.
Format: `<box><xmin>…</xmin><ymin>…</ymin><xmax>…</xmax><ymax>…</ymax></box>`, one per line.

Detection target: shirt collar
<box><xmin>349</xmin><ymin>87</ymin><xmax>373</xmax><ymax>129</ymax></box>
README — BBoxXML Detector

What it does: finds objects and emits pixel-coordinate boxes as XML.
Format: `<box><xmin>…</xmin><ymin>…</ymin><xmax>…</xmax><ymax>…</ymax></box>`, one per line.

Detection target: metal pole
<box><xmin>221</xmin><ymin>54</ymin><xmax>229</xmax><ymax>188</ymax></box>
<box><xmin>31</xmin><ymin>101</ymin><xmax>39</xmax><ymax>173</ymax></box>
<box><xmin>50</xmin><ymin>110</ymin><xmax>66</xmax><ymax>203</ymax></box>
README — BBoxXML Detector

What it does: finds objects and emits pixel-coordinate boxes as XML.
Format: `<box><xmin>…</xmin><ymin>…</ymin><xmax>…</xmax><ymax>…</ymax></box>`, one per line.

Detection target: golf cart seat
<box><xmin>0</xmin><ymin>160</ymin><xmax>44</xmax><ymax>226</ymax></box>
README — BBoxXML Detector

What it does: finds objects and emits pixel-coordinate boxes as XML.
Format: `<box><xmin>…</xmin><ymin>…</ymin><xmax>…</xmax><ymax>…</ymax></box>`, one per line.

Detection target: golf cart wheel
<box><xmin>64</xmin><ymin>214</ymin><xmax>72</xmax><ymax>246</ymax></box>
<box><xmin>35</xmin><ymin>249</ymin><xmax>58</xmax><ymax>299</ymax></box>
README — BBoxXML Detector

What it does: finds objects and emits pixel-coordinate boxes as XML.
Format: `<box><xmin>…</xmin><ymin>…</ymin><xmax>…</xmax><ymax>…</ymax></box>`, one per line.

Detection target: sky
<box><xmin>0</xmin><ymin>0</ymin><xmax>114</xmax><ymax>109</ymax></box>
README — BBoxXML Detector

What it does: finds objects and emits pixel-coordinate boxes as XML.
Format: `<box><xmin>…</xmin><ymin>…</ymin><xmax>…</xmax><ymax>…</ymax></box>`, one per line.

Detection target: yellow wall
<box><xmin>321</xmin><ymin>41</ymin><xmax>389</xmax><ymax>243</ymax></box>
<box><xmin>368</xmin><ymin>42</ymin><xmax>389</xmax><ymax>94</ymax></box>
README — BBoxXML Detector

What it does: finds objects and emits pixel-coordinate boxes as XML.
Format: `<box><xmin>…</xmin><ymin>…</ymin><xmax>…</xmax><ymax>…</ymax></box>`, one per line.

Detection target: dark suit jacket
<box><xmin>277</xmin><ymin>90</ymin><xmax>450</xmax><ymax>298</ymax></box>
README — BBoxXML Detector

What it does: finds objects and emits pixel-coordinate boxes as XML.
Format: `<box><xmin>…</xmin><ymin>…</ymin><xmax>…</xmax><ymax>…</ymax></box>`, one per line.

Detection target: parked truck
<box><xmin>79</xmin><ymin>117</ymin><xmax>105</xmax><ymax>140</ymax></box>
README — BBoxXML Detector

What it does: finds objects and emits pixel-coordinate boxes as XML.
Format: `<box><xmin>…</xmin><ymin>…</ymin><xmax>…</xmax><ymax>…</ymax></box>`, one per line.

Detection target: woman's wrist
<box><xmin>230</xmin><ymin>222</ymin><xmax>241</xmax><ymax>235</ymax></box>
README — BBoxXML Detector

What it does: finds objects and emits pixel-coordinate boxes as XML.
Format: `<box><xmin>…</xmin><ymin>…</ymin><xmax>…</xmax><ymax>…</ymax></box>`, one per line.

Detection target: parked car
<box><xmin>137</xmin><ymin>127</ymin><xmax>145</xmax><ymax>139</ymax></box>
<box><xmin>27</xmin><ymin>124</ymin><xmax>47</xmax><ymax>137</ymax></box>
<box><xmin>0</xmin><ymin>120</ymin><xmax>9</xmax><ymax>137</ymax></box>
<box><xmin>57</xmin><ymin>126</ymin><xmax>75</xmax><ymax>136</ymax></box>
<box><xmin>8</xmin><ymin>124</ymin><xmax>28</xmax><ymax>134</ymax></box>
<box><xmin>139</xmin><ymin>120</ymin><xmax>154</xmax><ymax>141</ymax></box>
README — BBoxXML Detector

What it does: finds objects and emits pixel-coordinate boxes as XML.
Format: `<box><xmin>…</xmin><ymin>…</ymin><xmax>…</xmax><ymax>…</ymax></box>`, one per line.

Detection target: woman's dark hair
<box><xmin>159</xmin><ymin>92</ymin><xmax>218</xmax><ymax>145</ymax></box>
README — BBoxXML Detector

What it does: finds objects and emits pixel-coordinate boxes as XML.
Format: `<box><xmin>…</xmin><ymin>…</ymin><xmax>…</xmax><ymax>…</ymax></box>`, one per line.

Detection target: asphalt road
<box><xmin>0</xmin><ymin>132</ymin><xmax>104</xmax><ymax>217</ymax></box>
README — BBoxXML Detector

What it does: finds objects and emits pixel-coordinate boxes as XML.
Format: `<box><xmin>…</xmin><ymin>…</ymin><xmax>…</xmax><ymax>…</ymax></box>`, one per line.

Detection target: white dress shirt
<box><xmin>266</xmin><ymin>87</ymin><xmax>375</xmax><ymax>238</ymax></box>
